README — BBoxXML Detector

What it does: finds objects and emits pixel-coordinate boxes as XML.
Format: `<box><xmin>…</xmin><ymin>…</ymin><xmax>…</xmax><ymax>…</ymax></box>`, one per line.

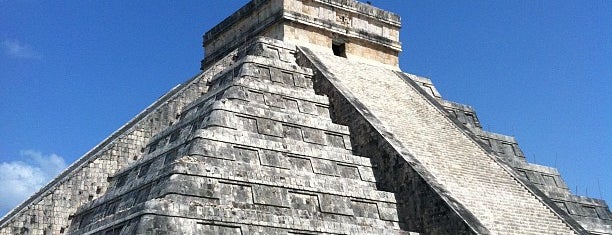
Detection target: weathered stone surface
<box><xmin>59</xmin><ymin>38</ymin><xmax>408</xmax><ymax>235</ymax></box>
<box><xmin>1</xmin><ymin>0</ymin><xmax>610</xmax><ymax>235</ymax></box>
<box><xmin>301</xmin><ymin>46</ymin><xmax>581</xmax><ymax>234</ymax></box>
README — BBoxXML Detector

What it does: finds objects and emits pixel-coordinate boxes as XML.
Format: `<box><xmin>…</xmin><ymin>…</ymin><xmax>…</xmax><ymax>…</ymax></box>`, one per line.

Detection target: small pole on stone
<box><xmin>586</xmin><ymin>187</ymin><xmax>589</xmax><ymax>197</ymax></box>
<box><xmin>575</xmin><ymin>185</ymin><xmax>578</xmax><ymax>195</ymax></box>
<box><xmin>598</xmin><ymin>179</ymin><xmax>603</xmax><ymax>199</ymax></box>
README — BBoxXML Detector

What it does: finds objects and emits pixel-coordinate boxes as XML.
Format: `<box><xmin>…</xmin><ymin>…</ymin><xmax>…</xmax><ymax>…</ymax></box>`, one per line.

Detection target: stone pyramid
<box><xmin>1</xmin><ymin>0</ymin><xmax>610</xmax><ymax>234</ymax></box>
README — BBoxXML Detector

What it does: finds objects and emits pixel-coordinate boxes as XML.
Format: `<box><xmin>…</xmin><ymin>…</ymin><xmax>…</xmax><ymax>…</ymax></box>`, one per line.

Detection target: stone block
<box><xmin>264</xmin><ymin>93</ymin><xmax>285</xmax><ymax>108</ymax></box>
<box><xmin>352</xmin><ymin>200</ymin><xmax>380</xmax><ymax>219</ymax></box>
<box><xmin>318</xmin><ymin>194</ymin><xmax>353</xmax><ymax>216</ymax></box>
<box><xmin>596</xmin><ymin>207</ymin><xmax>612</xmax><ymax>220</ymax></box>
<box><xmin>282</xmin><ymin>124</ymin><xmax>303</xmax><ymax>140</ymax></box>
<box><xmin>205</xmin><ymin>110</ymin><xmax>231</xmax><ymax>128</ymax></box>
<box><xmin>302</xmin><ymin>127</ymin><xmax>326</xmax><ymax>145</ymax></box>
<box><xmin>257</xmin><ymin>66</ymin><xmax>272</xmax><ymax>80</ymax></box>
<box><xmin>218</xmin><ymin>183</ymin><xmax>253</xmax><ymax>204</ymax></box>
<box><xmin>280</xmin><ymin>71</ymin><xmax>295</xmax><ymax>85</ymax></box>
<box><xmin>236</xmin><ymin>115</ymin><xmax>259</xmax><ymax>133</ymax></box>
<box><xmin>288</xmin><ymin>156</ymin><xmax>313</xmax><ymax>173</ymax></box>
<box><xmin>311</xmin><ymin>158</ymin><xmax>338</xmax><ymax>176</ymax></box>
<box><xmin>252</xmin><ymin>185</ymin><xmax>290</xmax><ymax>208</ymax></box>
<box><xmin>357</xmin><ymin>166</ymin><xmax>376</xmax><ymax>182</ymax></box>
<box><xmin>293</xmin><ymin>74</ymin><xmax>310</xmax><ymax>88</ymax></box>
<box><xmin>232</xmin><ymin>146</ymin><xmax>259</xmax><ymax>164</ymax></box>
<box><xmin>196</xmin><ymin>223</ymin><xmax>242</xmax><ymax>235</ymax></box>
<box><xmin>313</xmin><ymin>104</ymin><xmax>328</xmax><ymax>117</ymax></box>
<box><xmin>283</xmin><ymin>98</ymin><xmax>300</xmax><ymax>112</ymax></box>
<box><xmin>289</xmin><ymin>192</ymin><xmax>319</xmax><ymax>212</ymax></box>
<box><xmin>298</xmin><ymin>100</ymin><xmax>318</xmax><ymax>115</ymax></box>
<box><xmin>377</xmin><ymin>202</ymin><xmax>399</xmax><ymax>222</ymax></box>
<box><xmin>259</xmin><ymin>150</ymin><xmax>290</xmax><ymax>169</ymax></box>
<box><xmin>336</xmin><ymin>164</ymin><xmax>360</xmax><ymax>180</ymax></box>
<box><xmin>238</xmin><ymin>63</ymin><xmax>259</xmax><ymax>77</ymax></box>
<box><xmin>256</xmin><ymin>118</ymin><xmax>283</xmax><ymax>137</ymax></box>
<box><xmin>325</xmin><ymin>133</ymin><xmax>345</xmax><ymax>148</ymax></box>
<box><xmin>222</xmin><ymin>86</ymin><xmax>248</xmax><ymax>100</ymax></box>
<box><xmin>189</xmin><ymin>139</ymin><xmax>235</xmax><ymax>161</ymax></box>
<box><xmin>247</xmin><ymin>90</ymin><xmax>266</xmax><ymax>103</ymax></box>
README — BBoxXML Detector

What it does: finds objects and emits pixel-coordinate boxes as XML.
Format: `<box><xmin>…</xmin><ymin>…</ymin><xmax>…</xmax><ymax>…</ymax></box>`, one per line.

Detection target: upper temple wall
<box><xmin>202</xmin><ymin>0</ymin><xmax>401</xmax><ymax>68</ymax></box>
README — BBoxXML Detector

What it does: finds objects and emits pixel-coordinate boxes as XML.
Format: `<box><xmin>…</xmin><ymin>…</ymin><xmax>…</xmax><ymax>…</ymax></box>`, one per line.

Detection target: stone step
<box><xmin>165</xmin><ymin>156</ymin><xmax>390</xmax><ymax>201</ymax></box>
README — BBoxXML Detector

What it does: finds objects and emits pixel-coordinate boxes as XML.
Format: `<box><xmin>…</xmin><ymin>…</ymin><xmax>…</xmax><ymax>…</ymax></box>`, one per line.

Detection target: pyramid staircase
<box><xmin>409</xmin><ymin>71</ymin><xmax>612</xmax><ymax>234</ymax></box>
<box><xmin>67</xmin><ymin>38</ymin><xmax>418</xmax><ymax>235</ymax></box>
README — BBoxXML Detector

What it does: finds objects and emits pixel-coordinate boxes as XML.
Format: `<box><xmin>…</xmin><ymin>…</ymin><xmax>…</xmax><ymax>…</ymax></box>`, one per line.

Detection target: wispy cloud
<box><xmin>0</xmin><ymin>150</ymin><xmax>66</xmax><ymax>216</ymax></box>
<box><xmin>1</xmin><ymin>39</ymin><xmax>41</xmax><ymax>59</ymax></box>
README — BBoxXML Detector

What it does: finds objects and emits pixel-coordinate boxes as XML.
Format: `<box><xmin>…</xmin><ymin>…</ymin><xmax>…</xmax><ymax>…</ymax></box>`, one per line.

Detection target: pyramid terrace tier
<box><xmin>67</xmin><ymin>38</ymin><xmax>419</xmax><ymax>235</ymax></box>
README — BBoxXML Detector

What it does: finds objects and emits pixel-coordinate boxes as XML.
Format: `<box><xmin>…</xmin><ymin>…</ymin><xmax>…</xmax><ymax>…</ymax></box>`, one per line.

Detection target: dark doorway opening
<box><xmin>332</xmin><ymin>42</ymin><xmax>346</xmax><ymax>57</ymax></box>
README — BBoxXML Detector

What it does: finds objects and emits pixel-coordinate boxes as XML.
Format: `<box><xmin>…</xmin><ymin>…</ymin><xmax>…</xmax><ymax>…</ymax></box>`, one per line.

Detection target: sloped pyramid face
<box><xmin>299</xmin><ymin>47</ymin><xmax>580</xmax><ymax>234</ymax></box>
<box><xmin>1</xmin><ymin>0</ymin><xmax>611</xmax><ymax>234</ymax></box>
<box><xmin>66</xmin><ymin>38</ymin><xmax>415</xmax><ymax>235</ymax></box>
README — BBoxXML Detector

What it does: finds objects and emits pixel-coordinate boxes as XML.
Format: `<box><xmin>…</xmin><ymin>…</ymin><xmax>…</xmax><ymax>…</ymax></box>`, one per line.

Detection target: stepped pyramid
<box><xmin>1</xmin><ymin>0</ymin><xmax>610</xmax><ymax>234</ymax></box>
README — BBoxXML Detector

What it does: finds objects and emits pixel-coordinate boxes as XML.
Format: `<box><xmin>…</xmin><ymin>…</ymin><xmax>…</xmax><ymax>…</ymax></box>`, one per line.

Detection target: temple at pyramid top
<box><xmin>201</xmin><ymin>0</ymin><xmax>402</xmax><ymax>68</ymax></box>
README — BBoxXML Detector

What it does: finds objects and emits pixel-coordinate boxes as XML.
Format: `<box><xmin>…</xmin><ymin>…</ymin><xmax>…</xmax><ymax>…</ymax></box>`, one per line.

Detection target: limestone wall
<box><xmin>284</xmin><ymin>22</ymin><xmax>399</xmax><ymax>66</ymax></box>
<box><xmin>203</xmin><ymin>0</ymin><xmax>283</xmax><ymax>64</ymax></box>
<box><xmin>282</xmin><ymin>0</ymin><xmax>401</xmax><ymax>49</ymax></box>
<box><xmin>0</xmin><ymin>47</ymin><xmax>239</xmax><ymax>235</ymax></box>
<box><xmin>202</xmin><ymin>0</ymin><xmax>401</xmax><ymax>68</ymax></box>
<box><xmin>65</xmin><ymin>37</ymin><xmax>417</xmax><ymax>235</ymax></box>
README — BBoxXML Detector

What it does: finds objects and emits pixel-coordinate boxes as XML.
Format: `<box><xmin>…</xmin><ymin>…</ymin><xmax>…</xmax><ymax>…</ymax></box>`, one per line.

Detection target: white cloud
<box><xmin>1</xmin><ymin>39</ymin><xmax>41</xmax><ymax>59</ymax></box>
<box><xmin>19</xmin><ymin>150</ymin><xmax>66</xmax><ymax>177</ymax></box>
<box><xmin>0</xmin><ymin>150</ymin><xmax>66</xmax><ymax>217</ymax></box>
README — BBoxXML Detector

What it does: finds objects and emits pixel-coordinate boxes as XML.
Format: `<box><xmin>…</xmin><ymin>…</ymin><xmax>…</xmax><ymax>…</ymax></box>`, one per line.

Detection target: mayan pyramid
<box><xmin>1</xmin><ymin>0</ymin><xmax>610</xmax><ymax>234</ymax></box>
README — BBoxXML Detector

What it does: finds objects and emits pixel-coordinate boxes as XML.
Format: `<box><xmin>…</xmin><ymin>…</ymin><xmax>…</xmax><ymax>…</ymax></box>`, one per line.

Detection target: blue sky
<box><xmin>1</xmin><ymin>0</ymin><xmax>610</xmax><ymax>217</ymax></box>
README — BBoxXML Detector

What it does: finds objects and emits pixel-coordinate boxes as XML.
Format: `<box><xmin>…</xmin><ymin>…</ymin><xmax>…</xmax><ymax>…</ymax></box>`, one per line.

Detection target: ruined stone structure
<box><xmin>1</xmin><ymin>0</ymin><xmax>610</xmax><ymax>234</ymax></box>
